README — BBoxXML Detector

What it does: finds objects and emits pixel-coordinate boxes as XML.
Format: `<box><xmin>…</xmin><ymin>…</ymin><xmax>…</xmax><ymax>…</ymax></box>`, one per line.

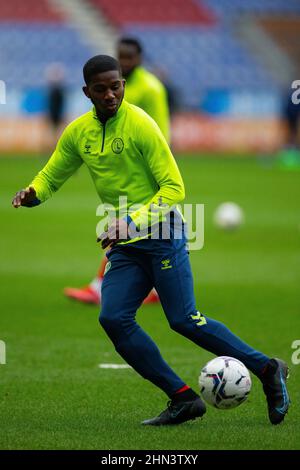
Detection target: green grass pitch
<box><xmin>0</xmin><ymin>155</ymin><xmax>299</xmax><ymax>450</ymax></box>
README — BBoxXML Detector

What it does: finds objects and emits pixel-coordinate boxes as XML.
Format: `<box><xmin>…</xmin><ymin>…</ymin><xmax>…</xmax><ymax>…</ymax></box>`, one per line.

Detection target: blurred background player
<box><xmin>64</xmin><ymin>37</ymin><xmax>170</xmax><ymax>305</ymax></box>
<box><xmin>118</xmin><ymin>37</ymin><xmax>170</xmax><ymax>141</ymax></box>
<box><xmin>44</xmin><ymin>63</ymin><xmax>66</xmax><ymax>151</ymax></box>
<box><xmin>277</xmin><ymin>84</ymin><xmax>300</xmax><ymax>169</ymax></box>
<box><xmin>284</xmin><ymin>91</ymin><xmax>300</xmax><ymax>148</ymax></box>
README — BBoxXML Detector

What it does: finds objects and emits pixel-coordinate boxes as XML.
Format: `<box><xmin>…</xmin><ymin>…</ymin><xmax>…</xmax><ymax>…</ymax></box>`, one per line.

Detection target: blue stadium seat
<box><xmin>1</xmin><ymin>0</ymin><xmax>299</xmax><ymax>109</ymax></box>
<box><xmin>122</xmin><ymin>25</ymin><xmax>275</xmax><ymax>108</ymax></box>
<box><xmin>0</xmin><ymin>23</ymin><xmax>94</xmax><ymax>87</ymax></box>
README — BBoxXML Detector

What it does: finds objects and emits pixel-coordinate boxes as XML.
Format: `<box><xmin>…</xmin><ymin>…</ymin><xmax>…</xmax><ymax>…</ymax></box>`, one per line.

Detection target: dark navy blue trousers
<box><xmin>100</xmin><ymin>231</ymin><xmax>269</xmax><ymax>397</ymax></box>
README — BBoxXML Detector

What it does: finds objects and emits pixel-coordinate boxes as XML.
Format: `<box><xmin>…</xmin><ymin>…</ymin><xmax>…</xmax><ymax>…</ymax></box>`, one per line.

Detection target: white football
<box><xmin>199</xmin><ymin>356</ymin><xmax>251</xmax><ymax>409</ymax></box>
<box><xmin>214</xmin><ymin>202</ymin><xmax>244</xmax><ymax>229</ymax></box>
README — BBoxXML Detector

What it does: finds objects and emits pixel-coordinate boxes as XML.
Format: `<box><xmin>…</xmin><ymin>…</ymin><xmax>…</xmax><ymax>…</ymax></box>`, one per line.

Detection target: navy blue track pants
<box><xmin>100</xmin><ymin>235</ymin><xmax>269</xmax><ymax>397</ymax></box>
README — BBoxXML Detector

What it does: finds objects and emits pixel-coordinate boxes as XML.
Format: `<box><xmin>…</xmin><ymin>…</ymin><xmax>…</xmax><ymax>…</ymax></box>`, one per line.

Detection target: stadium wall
<box><xmin>0</xmin><ymin>115</ymin><xmax>285</xmax><ymax>154</ymax></box>
<box><xmin>0</xmin><ymin>86</ymin><xmax>286</xmax><ymax>154</ymax></box>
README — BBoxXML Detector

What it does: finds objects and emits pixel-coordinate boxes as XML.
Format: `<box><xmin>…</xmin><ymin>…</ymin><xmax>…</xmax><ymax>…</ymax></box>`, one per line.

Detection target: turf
<box><xmin>0</xmin><ymin>156</ymin><xmax>299</xmax><ymax>450</ymax></box>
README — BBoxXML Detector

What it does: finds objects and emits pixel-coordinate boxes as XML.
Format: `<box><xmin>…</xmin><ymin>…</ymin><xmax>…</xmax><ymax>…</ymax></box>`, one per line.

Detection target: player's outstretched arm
<box><xmin>12</xmin><ymin>186</ymin><xmax>39</xmax><ymax>208</ymax></box>
<box><xmin>12</xmin><ymin>124</ymin><xmax>83</xmax><ymax>208</ymax></box>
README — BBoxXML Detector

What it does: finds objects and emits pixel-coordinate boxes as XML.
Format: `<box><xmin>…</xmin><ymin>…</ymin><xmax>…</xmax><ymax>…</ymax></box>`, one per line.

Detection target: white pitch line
<box><xmin>98</xmin><ymin>363</ymin><xmax>132</xmax><ymax>369</ymax></box>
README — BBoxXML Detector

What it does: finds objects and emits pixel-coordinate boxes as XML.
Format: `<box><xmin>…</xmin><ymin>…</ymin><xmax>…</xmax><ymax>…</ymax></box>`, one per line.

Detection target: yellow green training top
<box><xmin>124</xmin><ymin>66</ymin><xmax>170</xmax><ymax>143</ymax></box>
<box><xmin>29</xmin><ymin>100</ymin><xmax>184</xmax><ymax>242</ymax></box>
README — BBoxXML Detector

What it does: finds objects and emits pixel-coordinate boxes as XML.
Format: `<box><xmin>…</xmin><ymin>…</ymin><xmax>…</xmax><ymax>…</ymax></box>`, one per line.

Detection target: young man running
<box><xmin>12</xmin><ymin>55</ymin><xmax>290</xmax><ymax>426</ymax></box>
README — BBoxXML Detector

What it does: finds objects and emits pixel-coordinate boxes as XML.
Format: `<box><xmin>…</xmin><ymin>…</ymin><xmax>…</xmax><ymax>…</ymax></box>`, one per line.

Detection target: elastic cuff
<box><xmin>25</xmin><ymin>197</ymin><xmax>41</xmax><ymax>207</ymax></box>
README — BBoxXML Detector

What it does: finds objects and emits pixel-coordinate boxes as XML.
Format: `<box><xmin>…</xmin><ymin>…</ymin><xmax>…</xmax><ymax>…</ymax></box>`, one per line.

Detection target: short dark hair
<box><xmin>119</xmin><ymin>37</ymin><xmax>143</xmax><ymax>55</ymax></box>
<box><xmin>83</xmin><ymin>55</ymin><xmax>121</xmax><ymax>85</ymax></box>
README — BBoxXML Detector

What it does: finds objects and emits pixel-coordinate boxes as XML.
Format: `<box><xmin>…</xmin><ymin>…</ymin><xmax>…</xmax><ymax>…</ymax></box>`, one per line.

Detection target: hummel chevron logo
<box><xmin>161</xmin><ymin>259</ymin><xmax>172</xmax><ymax>270</ymax></box>
<box><xmin>190</xmin><ymin>311</ymin><xmax>207</xmax><ymax>327</ymax></box>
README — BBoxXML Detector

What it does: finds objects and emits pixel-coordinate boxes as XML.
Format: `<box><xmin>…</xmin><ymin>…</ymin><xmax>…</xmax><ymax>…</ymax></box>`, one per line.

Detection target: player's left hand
<box><xmin>97</xmin><ymin>218</ymin><xmax>129</xmax><ymax>249</ymax></box>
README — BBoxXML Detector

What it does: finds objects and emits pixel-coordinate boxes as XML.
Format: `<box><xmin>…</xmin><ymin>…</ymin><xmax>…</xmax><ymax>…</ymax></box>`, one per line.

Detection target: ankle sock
<box><xmin>172</xmin><ymin>387</ymin><xmax>199</xmax><ymax>403</ymax></box>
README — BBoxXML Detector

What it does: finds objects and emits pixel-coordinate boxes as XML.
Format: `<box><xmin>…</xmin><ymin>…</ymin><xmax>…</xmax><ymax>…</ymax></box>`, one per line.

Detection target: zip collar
<box><xmin>92</xmin><ymin>100</ymin><xmax>127</xmax><ymax>125</ymax></box>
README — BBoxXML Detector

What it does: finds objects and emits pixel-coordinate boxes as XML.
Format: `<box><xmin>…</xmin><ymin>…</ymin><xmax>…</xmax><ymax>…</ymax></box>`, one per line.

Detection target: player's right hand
<box><xmin>97</xmin><ymin>217</ymin><xmax>129</xmax><ymax>249</ymax></box>
<box><xmin>12</xmin><ymin>186</ymin><xmax>37</xmax><ymax>208</ymax></box>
